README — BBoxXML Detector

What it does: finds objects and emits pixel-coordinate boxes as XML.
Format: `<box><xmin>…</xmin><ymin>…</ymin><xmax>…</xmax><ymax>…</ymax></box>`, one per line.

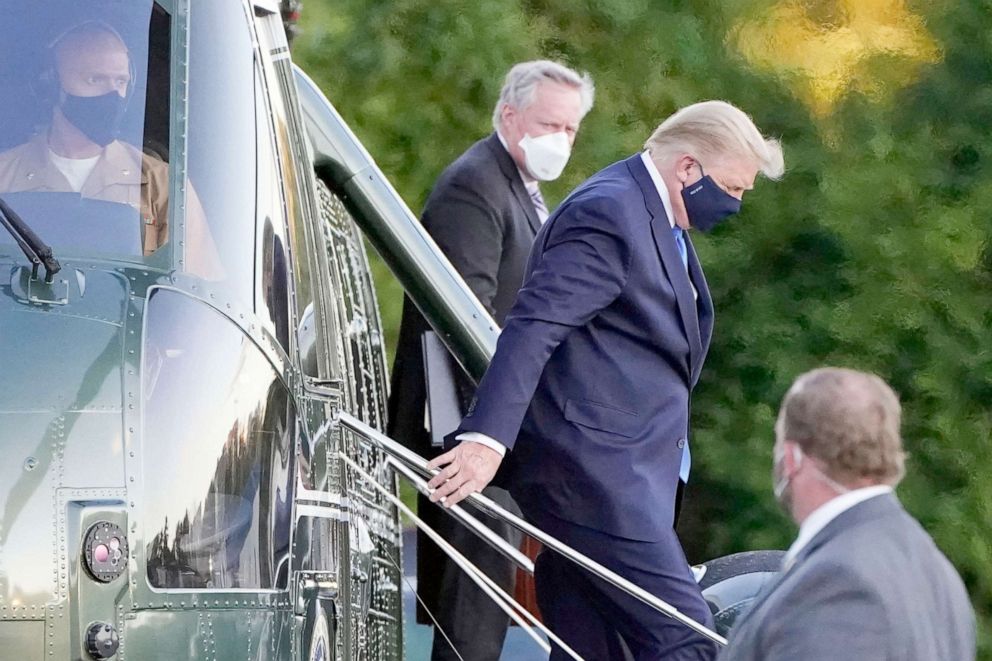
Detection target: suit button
<box><xmin>677</xmin><ymin>438</ymin><xmax>686</xmax><ymax>449</ymax></box>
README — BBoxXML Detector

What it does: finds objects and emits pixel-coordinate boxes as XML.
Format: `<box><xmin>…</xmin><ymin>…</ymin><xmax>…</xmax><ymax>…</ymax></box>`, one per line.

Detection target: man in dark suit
<box><xmin>720</xmin><ymin>367</ymin><xmax>976</xmax><ymax>660</ymax></box>
<box><xmin>427</xmin><ymin>101</ymin><xmax>783</xmax><ymax>659</ymax></box>
<box><xmin>387</xmin><ymin>60</ymin><xmax>594</xmax><ymax>661</ymax></box>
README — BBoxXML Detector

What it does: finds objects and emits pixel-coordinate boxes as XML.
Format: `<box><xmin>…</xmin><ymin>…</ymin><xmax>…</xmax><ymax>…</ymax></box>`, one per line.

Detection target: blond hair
<box><xmin>644</xmin><ymin>100</ymin><xmax>784</xmax><ymax>179</ymax></box>
<box><xmin>779</xmin><ymin>367</ymin><xmax>906</xmax><ymax>485</ymax></box>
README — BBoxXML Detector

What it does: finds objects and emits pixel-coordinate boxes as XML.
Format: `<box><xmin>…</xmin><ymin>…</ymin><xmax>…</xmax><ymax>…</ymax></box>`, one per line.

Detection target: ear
<box><xmin>780</xmin><ymin>440</ymin><xmax>803</xmax><ymax>472</ymax></box>
<box><xmin>674</xmin><ymin>154</ymin><xmax>697</xmax><ymax>184</ymax></box>
<box><xmin>500</xmin><ymin>103</ymin><xmax>516</xmax><ymax>127</ymax></box>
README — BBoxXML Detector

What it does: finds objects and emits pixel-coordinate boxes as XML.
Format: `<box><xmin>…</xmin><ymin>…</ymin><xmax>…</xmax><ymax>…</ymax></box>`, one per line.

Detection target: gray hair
<box><xmin>644</xmin><ymin>100</ymin><xmax>784</xmax><ymax>180</ymax></box>
<box><xmin>492</xmin><ymin>60</ymin><xmax>595</xmax><ymax>131</ymax></box>
<box><xmin>779</xmin><ymin>367</ymin><xmax>906</xmax><ymax>486</ymax></box>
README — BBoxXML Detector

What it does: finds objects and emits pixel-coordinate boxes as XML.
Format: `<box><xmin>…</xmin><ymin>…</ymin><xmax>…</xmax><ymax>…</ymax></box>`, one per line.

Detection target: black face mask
<box><xmin>680</xmin><ymin>164</ymin><xmax>742</xmax><ymax>233</ymax></box>
<box><xmin>60</xmin><ymin>92</ymin><xmax>126</xmax><ymax>147</ymax></box>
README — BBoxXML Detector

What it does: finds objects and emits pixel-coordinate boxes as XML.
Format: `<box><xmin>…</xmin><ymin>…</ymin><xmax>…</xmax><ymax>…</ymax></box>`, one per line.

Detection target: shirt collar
<box><xmin>640</xmin><ymin>150</ymin><xmax>676</xmax><ymax>230</ymax></box>
<box><xmin>496</xmin><ymin>130</ymin><xmax>538</xmax><ymax>191</ymax></box>
<box><xmin>785</xmin><ymin>485</ymin><xmax>894</xmax><ymax>566</ymax></box>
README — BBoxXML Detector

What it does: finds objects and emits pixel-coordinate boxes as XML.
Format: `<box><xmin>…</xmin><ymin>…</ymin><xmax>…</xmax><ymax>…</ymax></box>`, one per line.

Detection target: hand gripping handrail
<box><xmin>336</xmin><ymin>412</ymin><xmax>728</xmax><ymax>647</ymax></box>
<box><xmin>383</xmin><ymin>457</ymin><xmax>534</xmax><ymax>574</ymax></box>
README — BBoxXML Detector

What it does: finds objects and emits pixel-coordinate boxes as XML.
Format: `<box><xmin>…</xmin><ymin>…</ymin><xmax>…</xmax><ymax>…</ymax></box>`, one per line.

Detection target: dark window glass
<box><xmin>142</xmin><ymin>289</ymin><xmax>294</xmax><ymax>590</ymax></box>
<box><xmin>255</xmin><ymin>68</ymin><xmax>291</xmax><ymax>353</ymax></box>
<box><xmin>255</xmin><ymin>15</ymin><xmax>324</xmax><ymax>377</ymax></box>
<box><xmin>0</xmin><ymin>1</ymin><xmax>171</xmax><ymax>260</ymax></box>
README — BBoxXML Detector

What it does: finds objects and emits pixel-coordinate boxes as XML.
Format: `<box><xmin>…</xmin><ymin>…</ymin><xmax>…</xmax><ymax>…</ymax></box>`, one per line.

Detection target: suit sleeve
<box><xmin>753</xmin><ymin>563</ymin><xmax>889</xmax><ymax>661</ymax></box>
<box><xmin>455</xmin><ymin>197</ymin><xmax>632</xmax><ymax>449</ymax></box>
<box><xmin>422</xmin><ymin>177</ymin><xmax>504</xmax><ymax>316</ymax></box>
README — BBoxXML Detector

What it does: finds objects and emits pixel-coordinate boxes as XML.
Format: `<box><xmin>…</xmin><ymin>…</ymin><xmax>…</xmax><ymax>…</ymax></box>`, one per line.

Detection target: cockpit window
<box><xmin>0</xmin><ymin>1</ymin><xmax>171</xmax><ymax>260</ymax></box>
<box><xmin>184</xmin><ymin>0</ymin><xmax>257</xmax><ymax>300</ymax></box>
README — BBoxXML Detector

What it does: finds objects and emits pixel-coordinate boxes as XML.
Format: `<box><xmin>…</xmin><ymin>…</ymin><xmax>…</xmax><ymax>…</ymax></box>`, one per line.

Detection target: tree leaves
<box><xmin>295</xmin><ymin>2</ymin><xmax>992</xmax><ymax>652</ymax></box>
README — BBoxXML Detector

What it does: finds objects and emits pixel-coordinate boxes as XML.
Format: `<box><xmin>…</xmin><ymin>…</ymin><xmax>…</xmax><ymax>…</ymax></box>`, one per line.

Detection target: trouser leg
<box><xmin>527</xmin><ymin>508</ymin><xmax>718</xmax><ymax>661</ymax></box>
<box><xmin>535</xmin><ymin>549</ymin><xmax>632</xmax><ymax>661</ymax></box>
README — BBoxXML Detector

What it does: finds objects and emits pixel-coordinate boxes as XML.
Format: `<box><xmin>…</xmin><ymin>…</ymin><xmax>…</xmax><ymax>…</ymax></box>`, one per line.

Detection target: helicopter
<box><xmin>0</xmin><ymin>1</ymin><xmax>778</xmax><ymax>659</ymax></box>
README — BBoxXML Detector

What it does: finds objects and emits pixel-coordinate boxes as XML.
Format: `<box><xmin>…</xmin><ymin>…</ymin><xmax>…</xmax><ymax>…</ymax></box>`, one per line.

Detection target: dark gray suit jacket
<box><xmin>385</xmin><ymin>133</ymin><xmax>539</xmax><ymax>635</ymax></box>
<box><xmin>388</xmin><ymin>132</ymin><xmax>541</xmax><ymax>452</ymax></box>
<box><xmin>720</xmin><ymin>493</ymin><xmax>976</xmax><ymax>661</ymax></box>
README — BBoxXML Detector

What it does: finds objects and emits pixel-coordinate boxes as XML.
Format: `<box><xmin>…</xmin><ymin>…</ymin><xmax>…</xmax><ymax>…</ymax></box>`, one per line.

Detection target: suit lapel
<box><xmin>684</xmin><ymin>235</ymin><xmax>713</xmax><ymax>384</ymax></box>
<box><xmin>487</xmin><ymin>133</ymin><xmax>541</xmax><ymax>234</ymax></box>
<box><xmin>626</xmin><ymin>155</ymin><xmax>703</xmax><ymax>379</ymax></box>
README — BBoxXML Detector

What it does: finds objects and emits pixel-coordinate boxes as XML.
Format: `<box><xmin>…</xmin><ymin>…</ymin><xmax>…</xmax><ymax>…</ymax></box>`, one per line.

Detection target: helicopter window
<box><xmin>255</xmin><ymin>66</ymin><xmax>292</xmax><ymax>353</ymax></box>
<box><xmin>254</xmin><ymin>14</ymin><xmax>328</xmax><ymax>379</ymax></box>
<box><xmin>142</xmin><ymin>289</ymin><xmax>294</xmax><ymax>590</ymax></box>
<box><xmin>183</xmin><ymin>0</ymin><xmax>257</xmax><ymax>301</ymax></box>
<box><xmin>0</xmin><ymin>1</ymin><xmax>172</xmax><ymax>261</ymax></box>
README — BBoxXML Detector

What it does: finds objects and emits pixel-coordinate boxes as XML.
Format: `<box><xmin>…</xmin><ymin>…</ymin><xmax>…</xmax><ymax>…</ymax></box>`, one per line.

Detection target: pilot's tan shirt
<box><xmin>0</xmin><ymin>133</ymin><xmax>169</xmax><ymax>255</ymax></box>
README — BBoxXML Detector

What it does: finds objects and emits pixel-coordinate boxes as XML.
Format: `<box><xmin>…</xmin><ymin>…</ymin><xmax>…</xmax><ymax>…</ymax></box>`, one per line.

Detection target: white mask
<box><xmin>772</xmin><ymin>444</ymin><xmax>801</xmax><ymax>504</ymax></box>
<box><xmin>518</xmin><ymin>131</ymin><xmax>571</xmax><ymax>181</ymax></box>
<box><xmin>773</xmin><ymin>444</ymin><xmax>851</xmax><ymax>511</ymax></box>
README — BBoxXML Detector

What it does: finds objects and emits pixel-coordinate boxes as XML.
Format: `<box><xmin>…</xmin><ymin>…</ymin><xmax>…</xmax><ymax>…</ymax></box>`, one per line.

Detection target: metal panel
<box><xmin>0</xmin><ymin>621</ymin><xmax>44</xmax><ymax>660</ymax></box>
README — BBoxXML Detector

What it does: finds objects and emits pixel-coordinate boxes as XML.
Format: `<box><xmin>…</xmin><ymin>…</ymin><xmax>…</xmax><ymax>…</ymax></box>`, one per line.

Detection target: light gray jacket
<box><xmin>720</xmin><ymin>493</ymin><xmax>975</xmax><ymax>661</ymax></box>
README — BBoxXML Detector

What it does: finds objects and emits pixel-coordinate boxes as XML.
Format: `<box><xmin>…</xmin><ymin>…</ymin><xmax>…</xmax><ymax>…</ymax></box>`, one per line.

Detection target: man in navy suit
<box><xmin>427</xmin><ymin>100</ymin><xmax>783</xmax><ymax>659</ymax></box>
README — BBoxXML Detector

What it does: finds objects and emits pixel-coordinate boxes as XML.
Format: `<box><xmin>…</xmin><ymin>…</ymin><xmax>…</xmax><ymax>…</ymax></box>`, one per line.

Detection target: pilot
<box><xmin>0</xmin><ymin>20</ymin><xmax>168</xmax><ymax>256</ymax></box>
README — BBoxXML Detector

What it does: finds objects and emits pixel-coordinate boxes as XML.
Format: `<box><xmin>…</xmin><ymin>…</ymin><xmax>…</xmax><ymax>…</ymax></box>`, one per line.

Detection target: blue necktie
<box><xmin>672</xmin><ymin>226</ymin><xmax>691</xmax><ymax>482</ymax></box>
<box><xmin>672</xmin><ymin>226</ymin><xmax>688</xmax><ymax>269</ymax></box>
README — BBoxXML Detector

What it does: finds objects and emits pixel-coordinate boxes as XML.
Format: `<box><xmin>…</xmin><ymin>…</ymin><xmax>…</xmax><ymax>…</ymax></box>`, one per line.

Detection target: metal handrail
<box><xmin>337</xmin><ymin>412</ymin><xmax>728</xmax><ymax>647</ymax></box>
<box><xmin>339</xmin><ymin>453</ymin><xmax>584</xmax><ymax>660</ymax></box>
<box><xmin>382</xmin><ymin>457</ymin><xmax>589</xmax><ymax>658</ymax></box>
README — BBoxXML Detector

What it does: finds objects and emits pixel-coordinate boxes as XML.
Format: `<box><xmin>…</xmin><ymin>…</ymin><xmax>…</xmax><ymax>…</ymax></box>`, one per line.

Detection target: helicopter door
<box><xmin>252</xmin><ymin>5</ymin><xmax>348</xmax><ymax>659</ymax></box>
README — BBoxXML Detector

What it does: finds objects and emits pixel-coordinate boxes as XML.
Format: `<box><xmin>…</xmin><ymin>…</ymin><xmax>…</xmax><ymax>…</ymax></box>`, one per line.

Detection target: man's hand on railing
<box><xmin>426</xmin><ymin>441</ymin><xmax>503</xmax><ymax>507</ymax></box>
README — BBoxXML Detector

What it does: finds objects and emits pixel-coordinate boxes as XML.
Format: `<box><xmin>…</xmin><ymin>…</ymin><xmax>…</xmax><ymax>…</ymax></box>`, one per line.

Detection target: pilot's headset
<box><xmin>33</xmin><ymin>20</ymin><xmax>137</xmax><ymax>111</ymax></box>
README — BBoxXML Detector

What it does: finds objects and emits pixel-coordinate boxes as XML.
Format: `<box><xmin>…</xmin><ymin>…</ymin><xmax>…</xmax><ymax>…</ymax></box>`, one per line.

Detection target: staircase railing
<box><xmin>337</xmin><ymin>411</ymin><xmax>728</xmax><ymax>660</ymax></box>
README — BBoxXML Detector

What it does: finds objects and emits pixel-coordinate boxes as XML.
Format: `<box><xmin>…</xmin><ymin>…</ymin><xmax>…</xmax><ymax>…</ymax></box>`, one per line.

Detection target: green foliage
<box><xmin>295</xmin><ymin>1</ymin><xmax>992</xmax><ymax>653</ymax></box>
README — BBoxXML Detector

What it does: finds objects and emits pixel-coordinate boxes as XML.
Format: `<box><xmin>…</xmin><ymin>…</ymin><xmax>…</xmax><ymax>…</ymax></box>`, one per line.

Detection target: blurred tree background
<box><xmin>294</xmin><ymin>0</ymin><xmax>991</xmax><ymax>654</ymax></box>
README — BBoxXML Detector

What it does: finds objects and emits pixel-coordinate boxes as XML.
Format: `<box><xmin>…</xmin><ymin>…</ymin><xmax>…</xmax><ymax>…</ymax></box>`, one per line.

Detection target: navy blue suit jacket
<box><xmin>455</xmin><ymin>154</ymin><xmax>714</xmax><ymax>541</ymax></box>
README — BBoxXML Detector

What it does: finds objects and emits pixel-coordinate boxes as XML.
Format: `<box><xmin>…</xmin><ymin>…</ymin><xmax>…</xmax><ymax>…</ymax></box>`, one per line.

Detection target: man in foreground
<box><xmin>388</xmin><ymin>59</ymin><xmax>593</xmax><ymax>661</ymax></box>
<box><xmin>427</xmin><ymin>100</ymin><xmax>783</xmax><ymax>659</ymax></box>
<box><xmin>720</xmin><ymin>367</ymin><xmax>976</xmax><ymax>660</ymax></box>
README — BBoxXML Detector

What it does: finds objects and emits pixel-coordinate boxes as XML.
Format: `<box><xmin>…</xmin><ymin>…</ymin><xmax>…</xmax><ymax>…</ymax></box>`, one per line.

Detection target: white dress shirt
<box><xmin>640</xmin><ymin>151</ymin><xmax>677</xmax><ymax>231</ymax></box>
<box><xmin>783</xmin><ymin>485</ymin><xmax>894</xmax><ymax>567</ymax></box>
